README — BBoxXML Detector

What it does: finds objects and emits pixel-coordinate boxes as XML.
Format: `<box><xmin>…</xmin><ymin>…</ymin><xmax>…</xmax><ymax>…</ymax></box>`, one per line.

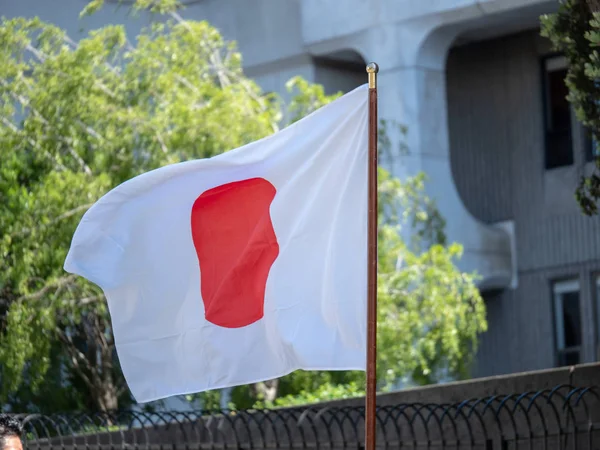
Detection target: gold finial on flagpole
<box><xmin>366</xmin><ymin>62</ymin><xmax>379</xmax><ymax>89</ymax></box>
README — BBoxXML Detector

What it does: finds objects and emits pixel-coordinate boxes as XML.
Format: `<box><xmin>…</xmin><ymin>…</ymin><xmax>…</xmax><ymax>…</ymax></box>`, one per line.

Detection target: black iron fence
<box><xmin>14</xmin><ymin>385</ymin><xmax>600</xmax><ymax>450</ymax></box>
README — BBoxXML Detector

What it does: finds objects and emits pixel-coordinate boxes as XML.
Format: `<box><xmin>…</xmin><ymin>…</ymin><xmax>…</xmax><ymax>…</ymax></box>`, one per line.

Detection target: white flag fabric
<box><xmin>64</xmin><ymin>84</ymin><xmax>368</xmax><ymax>403</ymax></box>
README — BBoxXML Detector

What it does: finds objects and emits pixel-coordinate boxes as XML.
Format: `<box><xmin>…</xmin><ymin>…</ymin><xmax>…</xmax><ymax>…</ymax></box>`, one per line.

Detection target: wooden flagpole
<box><xmin>365</xmin><ymin>62</ymin><xmax>379</xmax><ymax>450</ymax></box>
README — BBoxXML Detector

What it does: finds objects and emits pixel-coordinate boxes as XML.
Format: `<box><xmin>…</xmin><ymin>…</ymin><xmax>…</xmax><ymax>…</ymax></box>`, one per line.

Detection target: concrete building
<box><xmin>2</xmin><ymin>0</ymin><xmax>599</xmax><ymax>380</ymax></box>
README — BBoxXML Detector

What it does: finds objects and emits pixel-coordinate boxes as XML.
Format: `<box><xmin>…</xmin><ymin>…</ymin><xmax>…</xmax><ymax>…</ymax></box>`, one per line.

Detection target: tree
<box><xmin>0</xmin><ymin>1</ymin><xmax>486</xmax><ymax>413</ymax></box>
<box><xmin>541</xmin><ymin>0</ymin><xmax>600</xmax><ymax>215</ymax></box>
<box><xmin>0</xmin><ymin>6</ymin><xmax>281</xmax><ymax>412</ymax></box>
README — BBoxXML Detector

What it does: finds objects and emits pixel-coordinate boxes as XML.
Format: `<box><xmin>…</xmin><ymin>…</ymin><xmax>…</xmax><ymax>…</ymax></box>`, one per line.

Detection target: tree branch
<box><xmin>16</xmin><ymin>275</ymin><xmax>78</xmax><ymax>302</ymax></box>
<box><xmin>1</xmin><ymin>116</ymin><xmax>68</xmax><ymax>171</ymax></box>
<box><xmin>1</xmin><ymin>80</ymin><xmax>94</xmax><ymax>174</ymax></box>
<box><xmin>10</xmin><ymin>202</ymin><xmax>93</xmax><ymax>239</ymax></box>
<box><xmin>57</xmin><ymin>329</ymin><xmax>96</xmax><ymax>391</ymax></box>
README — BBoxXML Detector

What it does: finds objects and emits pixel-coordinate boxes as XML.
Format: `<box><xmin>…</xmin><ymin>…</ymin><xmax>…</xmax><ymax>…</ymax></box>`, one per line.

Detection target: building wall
<box><xmin>446</xmin><ymin>30</ymin><xmax>600</xmax><ymax>377</ymax></box>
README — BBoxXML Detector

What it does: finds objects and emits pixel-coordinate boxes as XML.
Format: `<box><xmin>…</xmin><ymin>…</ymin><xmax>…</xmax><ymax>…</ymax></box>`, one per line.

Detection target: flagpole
<box><xmin>365</xmin><ymin>62</ymin><xmax>379</xmax><ymax>450</ymax></box>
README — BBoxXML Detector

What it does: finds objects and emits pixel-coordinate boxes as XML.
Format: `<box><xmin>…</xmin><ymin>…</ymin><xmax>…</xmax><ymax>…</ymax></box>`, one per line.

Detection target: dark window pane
<box><xmin>544</xmin><ymin>65</ymin><xmax>573</xmax><ymax>169</ymax></box>
<box><xmin>546</xmin><ymin>129</ymin><xmax>573</xmax><ymax>167</ymax></box>
<box><xmin>559</xmin><ymin>349</ymin><xmax>580</xmax><ymax>366</ymax></box>
<box><xmin>561</xmin><ymin>291</ymin><xmax>581</xmax><ymax>347</ymax></box>
<box><xmin>548</xmin><ymin>69</ymin><xmax>570</xmax><ymax>129</ymax></box>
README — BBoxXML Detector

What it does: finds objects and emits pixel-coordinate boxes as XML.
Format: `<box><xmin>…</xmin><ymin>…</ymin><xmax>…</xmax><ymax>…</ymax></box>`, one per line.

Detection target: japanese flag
<box><xmin>64</xmin><ymin>84</ymin><xmax>368</xmax><ymax>403</ymax></box>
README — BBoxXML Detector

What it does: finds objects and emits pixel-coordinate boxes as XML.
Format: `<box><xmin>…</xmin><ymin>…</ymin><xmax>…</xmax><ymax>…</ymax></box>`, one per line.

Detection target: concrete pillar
<box><xmin>374</xmin><ymin>57</ymin><xmax>513</xmax><ymax>289</ymax></box>
<box><xmin>303</xmin><ymin>3</ymin><xmax>530</xmax><ymax>290</ymax></box>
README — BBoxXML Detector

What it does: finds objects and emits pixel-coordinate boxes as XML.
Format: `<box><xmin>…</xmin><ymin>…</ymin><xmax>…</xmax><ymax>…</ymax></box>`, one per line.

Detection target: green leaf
<box><xmin>80</xmin><ymin>0</ymin><xmax>105</xmax><ymax>17</ymax></box>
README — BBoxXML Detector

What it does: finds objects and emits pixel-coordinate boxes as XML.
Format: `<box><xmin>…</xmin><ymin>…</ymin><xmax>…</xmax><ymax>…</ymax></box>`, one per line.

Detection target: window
<box><xmin>543</xmin><ymin>56</ymin><xmax>573</xmax><ymax>169</ymax></box>
<box><xmin>553</xmin><ymin>279</ymin><xmax>582</xmax><ymax>366</ymax></box>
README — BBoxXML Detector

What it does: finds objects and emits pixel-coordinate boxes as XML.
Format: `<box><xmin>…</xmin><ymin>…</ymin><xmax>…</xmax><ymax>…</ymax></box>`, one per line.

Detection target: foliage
<box><xmin>541</xmin><ymin>0</ymin><xmax>600</xmax><ymax>215</ymax></box>
<box><xmin>285</xmin><ymin>76</ymin><xmax>341</xmax><ymax>124</ymax></box>
<box><xmin>0</xmin><ymin>11</ymin><xmax>280</xmax><ymax>412</ymax></box>
<box><xmin>260</xmin><ymin>381</ymin><xmax>365</xmax><ymax>408</ymax></box>
<box><xmin>0</xmin><ymin>2</ymin><xmax>485</xmax><ymax>413</ymax></box>
<box><xmin>80</xmin><ymin>0</ymin><xmax>182</xmax><ymax>17</ymax></box>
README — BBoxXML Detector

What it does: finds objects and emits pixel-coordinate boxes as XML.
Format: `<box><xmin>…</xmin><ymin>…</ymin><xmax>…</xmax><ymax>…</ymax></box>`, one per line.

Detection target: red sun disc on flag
<box><xmin>191</xmin><ymin>178</ymin><xmax>279</xmax><ymax>328</ymax></box>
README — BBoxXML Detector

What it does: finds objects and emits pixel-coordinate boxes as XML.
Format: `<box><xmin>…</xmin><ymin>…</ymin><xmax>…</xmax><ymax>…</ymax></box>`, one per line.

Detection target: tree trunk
<box><xmin>60</xmin><ymin>311</ymin><xmax>121</xmax><ymax>413</ymax></box>
<box><xmin>96</xmin><ymin>377</ymin><xmax>119</xmax><ymax>411</ymax></box>
<box><xmin>586</xmin><ymin>0</ymin><xmax>600</xmax><ymax>13</ymax></box>
<box><xmin>250</xmin><ymin>379</ymin><xmax>280</xmax><ymax>404</ymax></box>
<box><xmin>95</xmin><ymin>314</ymin><xmax>120</xmax><ymax>412</ymax></box>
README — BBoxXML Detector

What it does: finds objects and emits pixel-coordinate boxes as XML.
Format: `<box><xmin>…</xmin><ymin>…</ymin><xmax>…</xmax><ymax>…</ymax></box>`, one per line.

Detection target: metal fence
<box><xmin>15</xmin><ymin>385</ymin><xmax>600</xmax><ymax>450</ymax></box>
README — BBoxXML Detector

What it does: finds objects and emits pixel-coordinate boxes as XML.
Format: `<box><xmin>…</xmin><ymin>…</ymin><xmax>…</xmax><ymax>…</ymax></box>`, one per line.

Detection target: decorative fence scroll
<box><xmin>15</xmin><ymin>385</ymin><xmax>600</xmax><ymax>450</ymax></box>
